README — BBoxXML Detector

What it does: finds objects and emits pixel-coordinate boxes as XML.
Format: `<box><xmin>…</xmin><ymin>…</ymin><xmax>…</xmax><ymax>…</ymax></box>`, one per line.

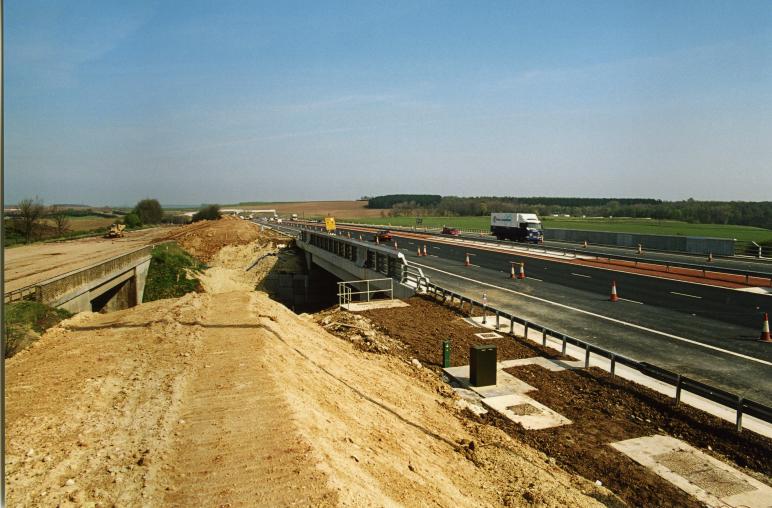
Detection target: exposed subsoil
<box><xmin>355</xmin><ymin>294</ymin><xmax>772</xmax><ymax>507</ymax></box>
<box><xmin>361</xmin><ymin>296</ymin><xmax>565</xmax><ymax>369</ymax></box>
<box><xmin>5</xmin><ymin>220</ymin><xmax>608</xmax><ymax>507</ymax></box>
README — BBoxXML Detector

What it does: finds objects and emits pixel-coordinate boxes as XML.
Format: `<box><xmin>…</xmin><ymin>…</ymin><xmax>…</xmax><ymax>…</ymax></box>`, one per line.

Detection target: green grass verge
<box><xmin>342</xmin><ymin>216</ymin><xmax>772</xmax><ymax>243</ymax></box>
<box><xmin>4</xmin><ymin>301</ymin><xmax>72</xmax><ymax>358</ymax></box>
<box><xmin>143</xmin><ymin>243</ymin><xmax>206</xmax><ymax>302</ymax></box>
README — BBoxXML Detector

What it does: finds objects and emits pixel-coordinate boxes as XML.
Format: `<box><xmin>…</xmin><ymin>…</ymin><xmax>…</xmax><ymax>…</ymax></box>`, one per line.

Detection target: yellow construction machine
<box><xmin>105</xmin><ymin>223</ymin><xmax>126</xmax><ymax>238</ymax></box>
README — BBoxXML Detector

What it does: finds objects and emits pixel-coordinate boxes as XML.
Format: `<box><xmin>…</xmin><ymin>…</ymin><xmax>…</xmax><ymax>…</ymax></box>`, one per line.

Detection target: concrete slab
<box><xmin>482</xmin><ymin>394</ymin><xmax>572</xmax><ymax>430</ymax></box>
<box><xmin>465</xmin><ymin>315</ymin><xmax>772</xmax><ymax>439</ymax></box>
<box><xmin>611</xmin><ymin>435</ymin><xmax>772</xmax><ymax>508</ymax></box>
<box><xmin>341</xmin><ymin>299</ymin><xmax>409</xmax><ymax>312</ymax></box>
<box><xmin>474</xmin><ymin>331</ymin><xmax>503</xmax><ymax>340</ymax></box>
<box><xmin>451</xmin><ymin>387</ymin><xmax>488</xmax><ymax>415</ymax></box>
<box><xmin>443</xmin><ymin>365</ymin><xmax>537</xmax><ymax>396</ymax></box>
<box><xmin>498</xmin><ymin>356</ymin><xmax>578</xmax><ymax>372</ymax></box>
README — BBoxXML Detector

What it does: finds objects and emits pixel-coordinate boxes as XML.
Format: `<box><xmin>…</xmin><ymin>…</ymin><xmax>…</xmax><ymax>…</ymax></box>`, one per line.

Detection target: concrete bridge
<box><xmin>270</xmin><ymin>225</ymin><xmax>425</xmax><ymax>301</ymax></box>
<box><xmin>4</xmin><ymin>245</ymin><xmax>153</xmax><ymax>313</ymax></box>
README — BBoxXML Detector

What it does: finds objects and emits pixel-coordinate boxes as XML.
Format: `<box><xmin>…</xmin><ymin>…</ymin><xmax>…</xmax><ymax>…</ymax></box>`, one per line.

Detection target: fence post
<box><xmin>542</xmin><ymin>328</ymin><xmax>547</xmax><ymax>347</ymax></box>
<box><xmin>524</xmin><ymin>322</ymin><xmax>530</xmax><ymax>339</ymax></box>
<box><xmin>510</xmin><ymin>317</ymin><xmax>514</xmax><ymax>334</ymax></box>
<box><xmin>675</xmin><ymin>375</ymin><xmax>682</xmax><ymax>406</ymax></box>
<box><xmin>610</xmin><ymin>354</ymin><xmax>616</xmax><ymax>377</ymax></box>
<box><xmin>584</xmin><ymin>345</ymin><xmax>591</xmax><ymax>368</ymax></box>
<box><xmin>736</xmin><ymin>397</ymin><xmax>744</xmax><ymax>433</ymax></box>
<box><xmin>495</xmin><ymin>311</ymin><xmax>500</xmax><ymax>330</ymax></box>
<box><xmin>561</xmin><ymin>335</ymin><xmax>567</xmax><ymax>355</ymax></box>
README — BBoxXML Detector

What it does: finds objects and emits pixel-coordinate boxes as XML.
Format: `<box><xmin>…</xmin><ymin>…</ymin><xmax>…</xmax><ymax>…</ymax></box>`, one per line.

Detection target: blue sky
<box><xmin>6</xmin><ymin>1</ymin><xmax>772</xmax><ymax>205</ymax></box>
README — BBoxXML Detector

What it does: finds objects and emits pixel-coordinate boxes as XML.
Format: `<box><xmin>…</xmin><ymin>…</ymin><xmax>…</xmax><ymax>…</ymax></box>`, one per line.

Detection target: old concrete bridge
<box><xmin>4</xmin><ymin>245</ymin><xmax>153</xmax><ymax>313</ymax></box>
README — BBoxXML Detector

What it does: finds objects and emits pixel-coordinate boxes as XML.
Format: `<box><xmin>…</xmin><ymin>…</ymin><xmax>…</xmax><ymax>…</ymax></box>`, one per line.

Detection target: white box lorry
<box><xmin>490</xmin><ymin>213</ymin><xmax>543</xmax><ymax>243</ymax></box>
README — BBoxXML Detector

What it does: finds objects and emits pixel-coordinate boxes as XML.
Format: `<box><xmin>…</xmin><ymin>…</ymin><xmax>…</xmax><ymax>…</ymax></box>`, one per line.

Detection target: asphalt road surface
<box><xmin>281</xmin><ymin>221</ymin><xmax>772</xmax><ymax>406</ymax></box>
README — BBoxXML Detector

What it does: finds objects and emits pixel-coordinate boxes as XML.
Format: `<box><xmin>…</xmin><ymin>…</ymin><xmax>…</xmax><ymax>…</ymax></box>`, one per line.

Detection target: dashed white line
<box><xmin>619</xmin><ymin>297</ymin><xmax>644</xmax><ymax>305</ymax></box>
<box><xmin>670</xmin><ymin>291</ymin><xmax>702</xmax><ymax>299</ymax></box>
<box><xmin>409</xmin><ymin>261</ymin><xmax>770</xmax><ymax>367</ymax></box>
<box><xmin>571</xmin><ymin>272</ymin><xmax>592</xmax><ymax>278</ymax></box>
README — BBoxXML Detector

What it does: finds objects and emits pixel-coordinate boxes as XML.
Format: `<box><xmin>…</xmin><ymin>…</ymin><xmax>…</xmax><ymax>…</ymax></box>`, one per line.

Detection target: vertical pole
<box><xmin>561</xmin><ymin>336</ymin><xmax>567</xmax><ymax>355</ymax></box>
<box><xmin>584</xmin><ymin>345</ymin><xmax>590</xmax><ymax>368</ymax></box>
<box><xmin>495</xmin><ymin>311</ymin><xmax>500</xmax><ymax>330</ymax></box>
<box><xmin>610</xmin><ymin>355</ymin><xmax>616</xmax><ymax>377</ymax></box>
<box><xmin>736</xmin><ymin>397</ymin><xmax>744</xmax><ymax>433</ymax></box>
<box><xmin>524</xmin><ymin>322</ymin><xmax>529</xmax><ymax>339</ymax></box>
<box><xmin>367</xmin><ymin>280</ymin><xmax>370</xmax><ymax>302</ymax></box>
<box><xmin>510</xmin><ymin>317</ymin><xmax>514</xmax><ymax>334</ymax></box>
<box><xmin>443</xmin><ymin>340</ymin><xmax>451</xmax><ymax>368</ymax></box>
<box><xmin>542</xmin><ymin>328</ymin><xmax>547</xmax><ymax>347</ymax></box>
<box><xmin>675</xmin><ymin>375</ymin><xmax>682</xmax><ymax>406</ymax></box>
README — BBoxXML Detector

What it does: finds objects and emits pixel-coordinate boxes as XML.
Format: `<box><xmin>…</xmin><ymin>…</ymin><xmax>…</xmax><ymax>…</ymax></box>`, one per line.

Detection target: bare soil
<box><xmin>361</xmin><ymin>296</ymin><xmax>565</xmax><ymax>368</ymax></box>
<box><xmin>4</xmin><ymin>227</ymin><xmax>172</xmax><ymax>292</ymax></box>
<box><xmin>355</xmin><ymin>294</ymin><xmax>772</xmax><ymax>507</ymax></box>
<box><xmin>5</xmin><ymin>221</ymin><xmax>605</xmax><ymax>507</ymax></box>
<box><xmin>496</xmin><ymin>364</ymin><xmax>772</xmax><ymax>506</ymax></box>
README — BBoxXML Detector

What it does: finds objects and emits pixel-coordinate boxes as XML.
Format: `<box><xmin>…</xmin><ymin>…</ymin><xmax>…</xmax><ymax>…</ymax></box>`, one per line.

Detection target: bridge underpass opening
<box><xmin>260</xmin><ymin>246</ymin><xmax>341</xmax><ymax>313</ymax></box>
<box><xmin>90</xmin><ymin>276</ymin><xmax>137</xmax><ymax>313</ymax></box>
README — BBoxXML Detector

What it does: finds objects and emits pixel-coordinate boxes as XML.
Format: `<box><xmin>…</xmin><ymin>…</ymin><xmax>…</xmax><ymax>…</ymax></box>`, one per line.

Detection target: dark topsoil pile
<box><xmin>359</xmin><ymin>295</ymin><xmax>772</xmax><ymax>508</ymax></box>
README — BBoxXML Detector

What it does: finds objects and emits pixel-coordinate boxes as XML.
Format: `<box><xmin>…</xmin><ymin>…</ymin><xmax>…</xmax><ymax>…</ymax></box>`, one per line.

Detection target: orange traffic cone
<box><xmin>423</xmin><ymin>244</ymin><xmax>428</xmax><ymax>256</ymax></box>
<box><xmin>510</xmin><ymin>264</ymin><xmax>516</xmax><ymax>279</ymax></box>
<box><xmin>610</xmin><ymin>280</ymin><xmax>619</xmax><ymax>302</ymax></box>
<box><xmin>518</xmin><ymin>263</ymin><xmax>526</xmax><ymax>279</ymax></box>
<box><xmin>465</xmin><ymin>253</ymin><xmax>471</xmax><ymax>267</ymax></box>
<box><xmin>761</xmin><ymin>312</ymin><xmax>771</xmax><ymax>342</ymax></box>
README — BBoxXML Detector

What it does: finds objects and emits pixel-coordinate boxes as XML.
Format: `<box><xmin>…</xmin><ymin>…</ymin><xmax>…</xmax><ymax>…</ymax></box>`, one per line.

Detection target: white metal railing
<box><xmin>337</xmin><ymin>278</ymin><xmax>394</xmax><ymax>308</ymax></box>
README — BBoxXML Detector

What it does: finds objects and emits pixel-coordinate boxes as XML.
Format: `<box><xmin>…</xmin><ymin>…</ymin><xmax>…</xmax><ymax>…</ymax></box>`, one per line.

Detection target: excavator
<box><xmin>105</xmin><ymin>223</ymin><xmax>126</xmax><ymax>238</ymax></box>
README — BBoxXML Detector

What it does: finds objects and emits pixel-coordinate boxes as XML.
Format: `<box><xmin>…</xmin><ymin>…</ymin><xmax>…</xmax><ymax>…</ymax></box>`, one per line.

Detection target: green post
<box><xmin>443</xmin><ymin>339</ymin><xmax>451</xmax><ymax>368</ymax></box>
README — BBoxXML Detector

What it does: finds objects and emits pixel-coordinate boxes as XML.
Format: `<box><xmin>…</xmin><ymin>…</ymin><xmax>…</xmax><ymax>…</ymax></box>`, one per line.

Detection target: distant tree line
<box><xmin>366</xmin><ymin>194</ymin><xmax>442</xmax><ymax>209</ymax></box>
<box><xmin>366</xmin><ymin>195</ymin><xmax>772</xmax><ymax>229</ymax></box>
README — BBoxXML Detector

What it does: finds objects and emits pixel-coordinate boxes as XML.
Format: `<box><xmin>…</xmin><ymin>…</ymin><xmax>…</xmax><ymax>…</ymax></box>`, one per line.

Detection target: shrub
<box><xmin>134</xmin><ymin>199</ymin><xmax>163</xmax><ymax>224</ymax></box>
<box><xmin>192</xmin><ymin>204</ymin><xmax>221</xmax><ymax>222</ymax></box>
<box><xmin>123</xmin><ymin>213</ymin><xmax>142</xmax><ymax>228</ymax></box>
<box><xmin>4</xmin><ymin>302</ymin><xmax>72</xmax><ymax>358</ymax></box>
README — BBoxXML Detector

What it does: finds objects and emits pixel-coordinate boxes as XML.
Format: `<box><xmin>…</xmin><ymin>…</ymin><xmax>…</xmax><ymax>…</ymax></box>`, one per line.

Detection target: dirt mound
<box><xmin>159</xmin><ymin>216</ymin><xmax>287</xmax><ymax>262</ymax></box>
<box><xmin>4</xmin><ymin>286</ymin><xmax>606</xmax><ymax>506</ymax></box>
<box><xmin>313</xmin><ymin>307</ymin><xmax>406</xmax><ymax>354</ymax></box>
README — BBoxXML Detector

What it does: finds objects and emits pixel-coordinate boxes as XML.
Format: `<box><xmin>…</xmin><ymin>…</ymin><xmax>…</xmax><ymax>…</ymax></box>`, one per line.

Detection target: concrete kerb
<box><xmin>428</xmin><ymin>285</ymin><xmax>772</xmax><ymax>439</ymax></box>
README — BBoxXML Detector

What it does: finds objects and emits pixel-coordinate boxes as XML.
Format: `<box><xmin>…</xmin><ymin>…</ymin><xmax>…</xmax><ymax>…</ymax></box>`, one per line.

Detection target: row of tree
<box><xmin>6</xmin><ymin>198</ymin><xmax>222</xmax><ymax>244</ymax></box>
<box><xmin>367</xmin><ymin>195</ymin><xmax>772</xmax><ymax>229</ymax></box>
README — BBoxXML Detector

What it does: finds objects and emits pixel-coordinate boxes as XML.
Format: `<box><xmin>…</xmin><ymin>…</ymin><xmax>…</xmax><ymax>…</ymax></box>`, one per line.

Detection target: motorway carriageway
<box><xmin>286</xmin><ymin>221</ymin><xmax>772</xmax><ymax>405</ymax></box>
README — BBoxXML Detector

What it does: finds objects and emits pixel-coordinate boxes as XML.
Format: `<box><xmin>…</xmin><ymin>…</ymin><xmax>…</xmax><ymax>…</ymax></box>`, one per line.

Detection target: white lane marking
<box><xmin>410</xmin><ymin>261</ymin><xmax>771</xmax><ymax>366</ymax></box>
<box><xmin>619</xmin><ymin>297</ymin><xmax>644</xmax><ymax>305</ymax></box>
<box><xmin>671</xmin><ymin>291</ymin><xmax>702</xmax><ymax>299</ymax></box>
<box><xmin>527</xmin><ymin>277</ymin><xmax>543</xmax><ymax>282</ymax></box>
<box><xmin>571</xmin><ymin>273</ymin><xmax>592</xmax><ymax>278</ymax></box>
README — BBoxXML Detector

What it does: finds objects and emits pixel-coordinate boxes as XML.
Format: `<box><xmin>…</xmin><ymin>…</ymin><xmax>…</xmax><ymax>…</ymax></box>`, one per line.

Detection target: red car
<box><xmin>374</xmin><ymin>229</ymin><xmax>393</xmax><ymax>242</ymax></box>
<box><xmin>442</xmin><ymin>226</ymin><xmax>460</xmax><ymax>236</ymax></box>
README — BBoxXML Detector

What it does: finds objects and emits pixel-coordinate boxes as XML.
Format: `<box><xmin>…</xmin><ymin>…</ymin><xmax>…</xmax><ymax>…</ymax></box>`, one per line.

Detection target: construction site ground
<box><xmin>359</xmin><ymin>297</ymin><xmax>772</xmax><ymax>507</ymax></box>
<box><xmin>5</xmin><ymin>219</ymin><xmax>614</xmax><ymax>507</ymax></box>
<box><xmin>4</xmin><ymin>227</ymin><xmax>172</xmax><ymax>292</ymax></box>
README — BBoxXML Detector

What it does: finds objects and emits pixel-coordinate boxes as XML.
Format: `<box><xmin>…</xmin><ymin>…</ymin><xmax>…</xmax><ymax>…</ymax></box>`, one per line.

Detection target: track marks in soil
<box><xmin>157</xmin><ymin>291</ymin><xmax>336</xmax><ymax>507</ymax></box>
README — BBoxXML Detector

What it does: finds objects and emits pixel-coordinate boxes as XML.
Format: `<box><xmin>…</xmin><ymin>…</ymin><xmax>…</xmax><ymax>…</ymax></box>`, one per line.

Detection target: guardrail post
<box><xmin>495</xmin><ymin>311</ymin><xmax>500</xmax><ymax>330</ymax></box>
<box><xmin>584</xmin><ymin>345</ymin><xmax>591</xmax><ymax>368</ymax></box>
<box><xmin>610</xmin><ymin>354</ymin><xmax>616</xmax><ymax>377</ymax></box>
<box><xmin>524</xmin><ymin>322</ymin><xmax>529</xmax><ymax>339</ymax></box>
<box><xmin>510</xmin><ymin>317</ymin><xmax>514</xmax><ymax>334</ymax></box>
<box><xmin>675</xmin><ymin>375</ymin><xmax>682</xmax><ymax>406</ymax></box>
<box><xmin>542</xmin><ymin>328</ymin><xmax>547</xmax><ymax>347</ymax></box>
<box><xmin>561</xmin><ymin>335</ymin><xmax>567</xmax><ymax>355</ymax></box>
<box><xmin>736</xmin><ymin>397</ymin><xmax>744</xmax><ymax>432</ymax></box>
